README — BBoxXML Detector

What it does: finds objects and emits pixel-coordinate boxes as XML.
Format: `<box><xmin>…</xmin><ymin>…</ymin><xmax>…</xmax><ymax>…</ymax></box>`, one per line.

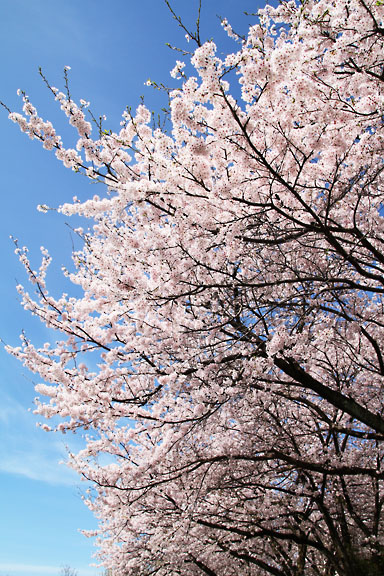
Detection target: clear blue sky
<box><xmin>0</xmin><ymin>1</ymin><xmax>265</xmax><ymax>575</ymax></box>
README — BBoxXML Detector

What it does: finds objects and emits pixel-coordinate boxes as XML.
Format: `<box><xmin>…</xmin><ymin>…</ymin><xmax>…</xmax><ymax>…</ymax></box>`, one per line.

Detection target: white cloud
<box><xmin>0</xmin><ymin>448</ymin><xmax>78</xmax><ymax>485</ymax></box>
<box><xmin>0</xmin><ymin>393</ymin><xmax>85</xmax><ymax>485</ymax></box>
<box><xmin>0</xmin><ymin>564</ymin><xmax>59</xmax><ymax>574</ymax></box>
<box><xmin>0</xmin><ymin>563</ymin><xmax>58</xmax><ymax>574</ymax></box>
<box><xmin>0</xmin><ymin>563</ymin><xmax>100</xmax><ymax>576</ymax></box>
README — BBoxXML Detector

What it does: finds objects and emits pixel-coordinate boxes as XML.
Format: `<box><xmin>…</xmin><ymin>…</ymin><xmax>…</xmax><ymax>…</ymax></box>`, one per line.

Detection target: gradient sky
<box><xmin>0</xmin><ymin>1</ymin><xmax>266</xmax><ymax>575</ymax></box>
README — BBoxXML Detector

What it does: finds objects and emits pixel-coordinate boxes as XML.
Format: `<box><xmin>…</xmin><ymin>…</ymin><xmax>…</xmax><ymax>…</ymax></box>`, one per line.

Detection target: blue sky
<box><xmin>0</xmin><ymin>1</ymin><xmax>265</xmax><ymax>575</ymax></box>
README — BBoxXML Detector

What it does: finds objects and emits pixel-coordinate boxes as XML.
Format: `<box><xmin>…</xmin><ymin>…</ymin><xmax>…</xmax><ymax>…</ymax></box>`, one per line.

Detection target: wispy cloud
<box><xmin>0</xmin><ymin>447</ymin><xmax>78</xmax><ymax>485</ymax></box>
<box><xmin>0</xmin><ymin>563</ymin><xmax>100</xmax><ymax>575</ymax></box>
<box><xmin>0</xmin><ymin>563</ymin><xmax>60</xmax><ymax>574</ymax></box>
<box><xmin>0</xmin><ymin>563</ymin><xmax>59</xmax><ymax>574</ymax></box>
<box><xmin>0</xmin><ymin>393</ymin><xmax>84</xmax><ymax>485</ymax></box>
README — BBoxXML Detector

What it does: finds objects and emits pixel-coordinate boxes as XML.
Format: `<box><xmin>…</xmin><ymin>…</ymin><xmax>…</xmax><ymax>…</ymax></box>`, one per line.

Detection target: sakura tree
<box><xmin>6</xmin><ymin>1</ymin><xmax>384</xmax><ymax>575</ymax></box>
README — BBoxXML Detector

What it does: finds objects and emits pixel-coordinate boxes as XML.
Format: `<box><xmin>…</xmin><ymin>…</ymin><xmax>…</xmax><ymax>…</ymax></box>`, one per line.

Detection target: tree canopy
<box><xmin>6</xmin><ymin>1</ymin><xmax>384</xmax><ymax>575</ymax></box>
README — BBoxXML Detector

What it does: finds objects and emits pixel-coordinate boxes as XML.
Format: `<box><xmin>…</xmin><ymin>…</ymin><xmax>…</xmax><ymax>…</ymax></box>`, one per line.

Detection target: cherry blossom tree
<box><xmin>5</xmin><ymin>1</ymin><xmax>384</xmax><ymax>575</ymax></box>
